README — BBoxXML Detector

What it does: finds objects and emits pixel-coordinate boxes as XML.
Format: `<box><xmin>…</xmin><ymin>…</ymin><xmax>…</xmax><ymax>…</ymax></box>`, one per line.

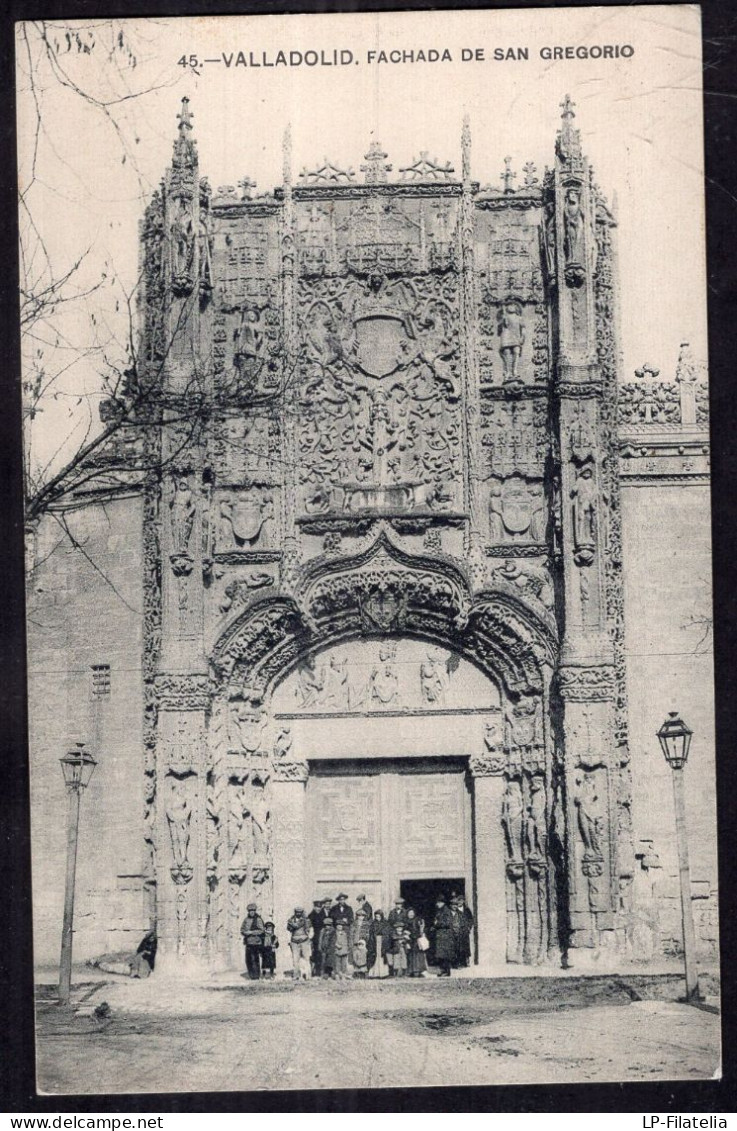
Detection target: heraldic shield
<box><xmin>230</xmin><ymin>490</ymin><xmax>268</xmax><ymax>543</ymax></box>
<box><xmin>353</xmin><ymin>314</ymin><xmax>411</xmax><ymax>378</ymax></box>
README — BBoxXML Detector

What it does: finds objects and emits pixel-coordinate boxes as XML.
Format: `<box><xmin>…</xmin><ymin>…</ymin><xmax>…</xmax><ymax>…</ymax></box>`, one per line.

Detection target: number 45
<box><xmin>178</xmin><ymin>55</ymin><xmax>200</xmax><ymax>68</ymax></box>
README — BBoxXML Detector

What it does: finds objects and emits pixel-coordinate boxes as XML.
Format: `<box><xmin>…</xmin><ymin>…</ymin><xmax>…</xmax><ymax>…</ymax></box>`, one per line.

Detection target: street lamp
<box><xmin>58</xmin><ymin>742</ymin><xmax>97</xmax><ymax>1006</ymax></box>
<box><xmin>657</xmin><ymin>712</ymin><xmax>701</xmax><ymax>1002</ymax></box>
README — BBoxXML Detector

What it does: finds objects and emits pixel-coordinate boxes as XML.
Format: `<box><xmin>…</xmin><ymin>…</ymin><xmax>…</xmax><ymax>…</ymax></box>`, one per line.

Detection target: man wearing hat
<box><xmin>308</xmin><ymin>899</ymin><xmax>327</xmax><ymax>977</ymax></box>
<box><xmin>356</xmin><ymin>893</ymin><xmax>373</xmax><ymax>921</ymax></box>
<box><xmin>332</xmin><ymin>892</ymin><xmax>353</xmax><ymax>924</ymax></box>
<box><xmin>388</xmin><ymin>897</ymin><xmax>409</xmax><ymax>929</ymax></box>
<box><xmin>240</xmin><ymin>903</ymin><xmax>265</xmax><ymax>980</ymax></box>
<box><xmin>286</xmin><ymin>905</ymin><xmax>312</xmax><ymax>981</ymax></box>
<box><xmin>431</xmin><ymin>895</ymin><xmax>456</xmax><ymax>977</ymax></box>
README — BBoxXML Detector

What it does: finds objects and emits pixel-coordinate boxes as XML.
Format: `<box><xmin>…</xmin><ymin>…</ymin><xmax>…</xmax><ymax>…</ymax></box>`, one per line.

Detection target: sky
<box><xmin>16</xmin><ymin>6</ymin><xmax>707</xmax><ymax>476</ymax></box>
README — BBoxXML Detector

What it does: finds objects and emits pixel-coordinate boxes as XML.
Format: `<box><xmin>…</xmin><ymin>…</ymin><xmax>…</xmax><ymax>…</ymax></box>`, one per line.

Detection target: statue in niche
<box><xmin>166</xmin><ymin>781</ymin><xmax>192</xmax><ymax>870</ymax></box>
<box><xmin>170</xmin><ymin>198</ymin><xmax>195</xmax><ymax>283</ymax></box>
<box><xmin>497</xmin><ymin>301</ymin><xmax>526</xmax><ymax>385</ymax></box>
<box><xmin>170</xmin><ymin>476</ymin><xmax>196</xmax><ymax>556</ymax></box>
<box><xmin>484</xmin><ymin>719</ymin><xmax>503</xmax><ymax>750</ymax></box>
<box><xmin>229</xmin><ymin>780</ymin><xmax>251</xmax><ymax>867</ymax></box>
<box><xmin>563</xmin><ymin>186</ymin><xmax>585</xmax><ymax>286</ymax></box>
<box><xmin>218</xmin><ymin>490</ymin><xmax>275</xmax><ymax>551</ymax></box>
<box><xmin>490</xmin><ymin>475</ymin><xmax>545</xmax><ymax>543</ymax></box>
<box><xmin>321</xmin><ymin>655</ymin><xmax>349</xmax><ymax>708</ymax></box>
<box><xmin>273</xmin><ymin>727</ymin><xmax>293</xmax><ymax>761</ymax></box>
<box><xmin>198</xmin><ymin>203</ymin><xmax>213</xmax><ymax>292</ymax></box>
<box><xmin>234</xmin><ymin>306</ymin><xmax>267</xmax><ymax>370</ymax></box>
<box><xmin>526</xmin><ymin>775</ymin><xmax>547</xmax><ymax>860</ymax></box>
<box><xmin>570</xmin><ymin>462</ymin><xmax>597</xmax><ymax>566</ymax></box>
<box><xmin>365</xmin><ymin>642</ymin><xmax>399</xmax><ymax>707</ymax></box>
<box><xmin>502</xmin><ymin>778</ymin><xmax>525</xmax><ymax>865</ymax></box>
<box><xmin>295</xmin><ymin>654</ymin><xmax>326</xmax><ymax>708</ymax></box>
<box><xmin>574</xmin><ymin>772</ymin><xmax>604</xmax><ymax>859</ymax></box>
<box><xmin>419</xmin><ymin>648</ymin><xmax>459</xmax><ymax>707</ymax></box>
<box><xmin>250</xmin><ymin>774</ymin><xmax>270</xmax><ymax>859</ymax></box>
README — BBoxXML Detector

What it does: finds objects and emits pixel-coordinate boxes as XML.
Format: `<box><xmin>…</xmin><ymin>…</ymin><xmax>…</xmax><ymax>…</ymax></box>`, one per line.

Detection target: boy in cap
<box><xmin>240</xmin><ymin>903</ymin><xmax>265</xmax><ymax>980</ymax></box>
<box><xmin>262</xmin><ymin>920</ymin><xmax>279</xmax><ymax>978</ymax></box>
<box><xmin>333</xmin><ymin>917</ymin><xmax>350</xmax><ymax>979</ymax></box>
<box><xmin>286</xmin><ymin>905</ymin><xmax>312</xmax><ymax>981</ymax></box>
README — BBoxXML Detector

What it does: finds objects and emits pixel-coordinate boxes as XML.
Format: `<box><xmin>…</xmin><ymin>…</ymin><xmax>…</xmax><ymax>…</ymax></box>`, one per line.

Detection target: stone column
<box><xmin>469</xmin><ymin>752</ymin><xmax>507</xmax><ymax>968</ymax></box>
<box><xmin>270</xmin><ymin>756</ymin><xmax>309</xmax><ymax>949</ymax></box>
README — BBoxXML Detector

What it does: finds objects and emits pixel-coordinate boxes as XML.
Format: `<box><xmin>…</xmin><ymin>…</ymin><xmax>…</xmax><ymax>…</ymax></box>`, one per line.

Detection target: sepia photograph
<box><xmin>17</xmin><ymin>4</ymin><xmax>720</xmax><ymax>1096</ymax></box>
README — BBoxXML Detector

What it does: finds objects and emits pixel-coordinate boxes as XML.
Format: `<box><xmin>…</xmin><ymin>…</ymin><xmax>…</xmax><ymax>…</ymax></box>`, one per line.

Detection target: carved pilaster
<box><xmin>460</xmin><ymin>118</ymin><xmax>484</xmax><ymax>582</ymax></box>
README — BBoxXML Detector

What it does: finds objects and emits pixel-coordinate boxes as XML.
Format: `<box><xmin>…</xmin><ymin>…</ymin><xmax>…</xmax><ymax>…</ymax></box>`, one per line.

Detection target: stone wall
<box><xmin>27</xmin><ymin>494</ymin><xmax>148</xmax><ymax>966</ymax></box>
<box><xmin>620</xmin><ymin>480</ymin><xmax>717</xmax><ymax>961</ymax></box>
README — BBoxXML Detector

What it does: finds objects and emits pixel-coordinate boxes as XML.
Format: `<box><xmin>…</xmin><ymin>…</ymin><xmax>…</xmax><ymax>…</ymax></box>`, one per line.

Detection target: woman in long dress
<box><xmin>407</xmin><ymin>909</ymin><xmax>428</xmax><ymax>978</ymax></box>
<box><xmin>368</xmin><ymin>910</ymin><xmax>389</xmax><ymax>979</ymax></box>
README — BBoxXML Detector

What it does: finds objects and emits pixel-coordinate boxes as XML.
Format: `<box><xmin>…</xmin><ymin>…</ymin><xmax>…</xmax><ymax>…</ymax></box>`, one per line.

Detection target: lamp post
<box><xmin>58</xmin><ymin>742</ymin><xmax>97</xmax><ymax>1006</ymax></box>
<box><xmin>657</xmin><ymin>711</ymin><xmax>701</xmax><ymax>1003</ymax></box>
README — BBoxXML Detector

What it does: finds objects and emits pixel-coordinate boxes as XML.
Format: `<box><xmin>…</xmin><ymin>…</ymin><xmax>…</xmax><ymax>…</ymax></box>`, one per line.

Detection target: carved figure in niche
<box><xmin>234</xmin><ymin>306</ymin><xmax>267</xmax><ymax>370</ymax></box>
<box><xmin>295</xmin><ymin>654</ymin><xmax>326</xmax><ymax>708</ymax></box>
<box><xmin>526</xmin><ymin>775</ymin><xmax>547</xmax><ymax>859</ymax></box>
<box><xmin>170</xmin><ymin>476</ymin><xmax>196</xmax><ymax>556</ymax></box>
<box><xmin>230</xmin><ymin>703</ymin><xmax>268</xmax><ymax>754</ymax></box>
<box><xmin>563</xmin><ymin>186</ymin><xmax>585</xmax><ymax>286</ymax></box>
<box><xmin>250</xmin><ymin>774</ymin><xmax>270</xmax><ymax>858</ymax></box>
<box><xmin>484</xmin><ymin>719</ymin><xmax>503</xmax><ymax>750</ymax></box>
<box><xmin>198</xmin><ymin>204</ymin><xmax>213</xmax><ymax>292</ymax></box>
<box><xmin>419</xmin><ymin>648</ymin><xmax>459</xmax><ymax>707</ymax></box>
<box><xmin>166</xmin><ymin>780</ymin><xmax>192</xmax><ymax>870</ymax></box>
<box><xmin>542</xmin><ymin>202</ymin><xmax>556</xmax><ymax>278</ymax></box>
<box><xmin>273</xmin><ymin>727</ymin><xmax>293</xmax><ymax>761</ymax></box>
<box><xmin>571</xmin><ymin>462</ymin><xmax>597</xmax><ymax>566</ymax></box>
<box><xmin>229</xmin><ymin>780</ymin><xmax>251</xmax><ymax>867</ymax></box>
<box><xmin>505</xmin><ymin>695</ymin><xmax>539</xmax><ymax>749</ymax></box>
<box><xmin>490</xmin><ymin>475</ymin><xmax>545</xmax><ymax>543</ymax></box>
<box><xmin>170</xmin><ymin>198</ymin><xmax>195</xmax><ymax>283</ymax></box>
<box><xmin>497</xmin><ymin>301</ymin><xmax>526</xmax><ymax>385</ymax></box>
<box><xmin>366</xmin><ymin>641</ymin><xmax>399</xmax><ymax>707</ymax></box>
<box><xmin>321</xmin><ymin>655</ymin><xmax>349</xmax><ymax>708</ymax></box>
<box><xmin>218</xmin><ymin>490</ymin><xmax>275</xmax><ymax>551</ymax></box>
<box><xmin>574</xmin><ymin>772</ymin><xmax>604</xmax><ymax>858</ymax></box>
<box><xmin>502</xmin><ymin>778</ymin><xmax>524</xmax><ymax>864</ymax></box>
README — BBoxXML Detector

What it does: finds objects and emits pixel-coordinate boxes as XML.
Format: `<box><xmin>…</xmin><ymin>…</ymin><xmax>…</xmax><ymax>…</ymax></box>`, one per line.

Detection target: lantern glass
<box><xmin>657</xmin><ymin>712</ymin><xmax>693</xmax><ymax>769</ymax></box>
<box><xmin>60</xmin><ymin>743</ymin><xmax>98</xmax><ymax>790</ymax></box>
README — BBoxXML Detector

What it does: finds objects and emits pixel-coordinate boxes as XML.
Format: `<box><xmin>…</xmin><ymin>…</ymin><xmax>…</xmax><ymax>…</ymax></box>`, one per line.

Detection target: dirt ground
<box><xmin>35</xmin><ymin>971</ymin><xmax>721</xmax><ymax>1095</ymax></box>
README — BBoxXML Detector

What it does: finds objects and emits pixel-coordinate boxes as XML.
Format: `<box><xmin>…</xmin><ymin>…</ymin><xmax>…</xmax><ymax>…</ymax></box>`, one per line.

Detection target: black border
<box><xmin>2</xmin><ymin>0</ymin><xmax>736</xmax><ymax>1113</ymax></box>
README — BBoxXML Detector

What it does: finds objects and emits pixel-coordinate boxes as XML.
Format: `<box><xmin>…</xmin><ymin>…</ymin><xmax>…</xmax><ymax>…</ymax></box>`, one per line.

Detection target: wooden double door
<box><xmin>306</xmin><ymin>759</ymin><xmax>473</xmax><ymax>921</ymax></box>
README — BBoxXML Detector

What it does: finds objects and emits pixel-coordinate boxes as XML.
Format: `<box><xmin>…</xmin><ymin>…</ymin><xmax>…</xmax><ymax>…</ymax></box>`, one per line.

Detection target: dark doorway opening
<box><xmin>400</xmin><ymin>878</ymin><xmax>466</xmax><ymax>966</ymax></box>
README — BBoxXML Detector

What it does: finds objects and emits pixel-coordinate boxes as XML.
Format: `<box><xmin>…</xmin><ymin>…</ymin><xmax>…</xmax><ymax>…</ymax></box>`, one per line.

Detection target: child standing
<box><xmin>388</xmin><ymin>923</ymin><xmax>409</xmax><ymax>977</ymax></box>
<box><xmin>262</xmin><ymin>921</ymin><xmax>279</xmax><ymax>978</ymax></box>
<box><xmin>333</xmin><ymin>918</ymin><xmax>350</xmax><ymax>980</ymax></box>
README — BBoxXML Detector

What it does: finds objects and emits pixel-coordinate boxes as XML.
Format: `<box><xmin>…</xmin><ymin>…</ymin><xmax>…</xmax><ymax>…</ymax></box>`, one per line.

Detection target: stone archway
<box><xmin>203</xmin><ymin>535</ymin><xmax>562</xmax><ymax>970</ymax></box>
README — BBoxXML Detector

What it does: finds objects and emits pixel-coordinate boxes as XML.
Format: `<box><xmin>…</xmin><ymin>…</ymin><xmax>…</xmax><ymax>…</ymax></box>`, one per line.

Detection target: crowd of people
<box><xmin>239</xmin><ymin>892</ymin><xmax>474</xmax><ymax>981</ymax></box>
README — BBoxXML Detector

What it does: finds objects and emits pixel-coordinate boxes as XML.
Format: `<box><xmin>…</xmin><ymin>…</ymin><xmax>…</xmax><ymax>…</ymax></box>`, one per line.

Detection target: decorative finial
<box><xmin>501</xmin><ymin>156</ymin><xmax>517</xmax><ymax>194</ymax></box>
<box><xmin>462</xmin><ymin>115</ymin><xmax>471</xmax><ymax>184</ymax></box>
<box><xmin>361</xmin><ymin>140</ymin><xmax>392</xmax><ymax>185</ymax></box>
<box><xmin>560</xmin><ymin>93</ymin><xmax>576</xmax><ymax>122</ymax></box>
<box><xmin>634</xmin><ymin>363</ymin><xmax>660</xmax><ymax>381</ymax></box>
<box><xmin>177</xmin><ymin>96</ymin><xmax>194</xmax><ymax>135</ymax></box>
<box><xmin>522</xmin><ymin>161</ymin><xmax>539</xmax><ymax>188</ymax></box>
<box><xmin>283</xmin><ymin>124</ymin><xmax>292</xmax><ymax>188</ymax></box>
<box><xmin>238</xmin><ymin>176</ymin><xmax>257</xmax><ymax>200</ymax></box>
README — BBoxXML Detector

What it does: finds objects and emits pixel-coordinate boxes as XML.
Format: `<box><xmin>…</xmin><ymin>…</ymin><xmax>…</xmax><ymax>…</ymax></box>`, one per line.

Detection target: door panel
<box><xmin>307</xmin><ymin>764</ymin><xmax>470</xmax><ymax>912</ymax></box>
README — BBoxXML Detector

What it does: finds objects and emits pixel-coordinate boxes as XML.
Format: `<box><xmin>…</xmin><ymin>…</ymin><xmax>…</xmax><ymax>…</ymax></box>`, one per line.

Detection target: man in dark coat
<box><xmin>452</xmin><ymin>897</ymin><xmax>474</xmax><ymax>967</ymax></box>
<box><xmin>332</xmin><ymin>893</ymin><xmax>354</xmax><ymax>924</ymax></box>
<box><xmin>308</xmin><ymin>899</ymin><xmax>327</xmax><ymax>976</ymax></box>
<box><xmin>431</xmin><ymin>896</ymin><xmax>456</xmax><ymax>977</ymax></box>
<box><xmin>387</xmin><ymin>897</ymin><xmax>409</xmax><ymax>928</ymax></box>
<box><xmin>240</xmin><ymin>903</ymin><xmax>265</xmax><ymax>980</ymax></box>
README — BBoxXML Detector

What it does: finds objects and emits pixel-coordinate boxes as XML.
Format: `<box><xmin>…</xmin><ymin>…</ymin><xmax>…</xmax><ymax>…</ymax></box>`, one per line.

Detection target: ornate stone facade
<box><xmin>31</xmin><ymin>96</ymin><xmax>710</xmax><ymax>972</ymax></box>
